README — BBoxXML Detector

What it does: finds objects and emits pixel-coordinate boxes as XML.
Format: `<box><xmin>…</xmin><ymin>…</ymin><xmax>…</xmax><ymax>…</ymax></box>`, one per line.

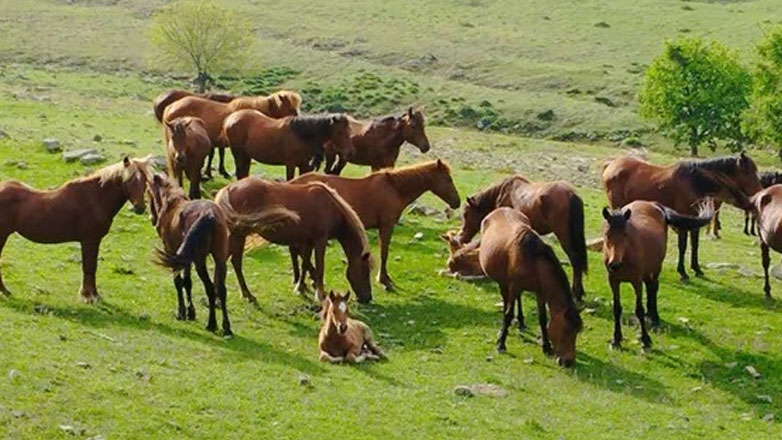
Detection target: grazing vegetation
<box><xmin>1</xmin><ymin>1</ymin><xmax>782</xmax><ymax>439</ymax></box>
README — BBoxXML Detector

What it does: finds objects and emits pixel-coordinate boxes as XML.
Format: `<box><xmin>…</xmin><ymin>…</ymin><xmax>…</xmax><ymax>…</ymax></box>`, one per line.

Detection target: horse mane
<box><xmin>674</xmin><ymin>155</ymin><xmax>757</xmax><ymax>197</ymax></box>
<box><xmin>310</xmin><ymin>182</ymin><xmax>370</xmax><ymax>254</ymax></box>
<box><xmin>383</xmin><ymin>160</ymin><xmax>448</xmax><ymax>193</ymax></box>
<box><xmin>470</xmin><ymin>175</ymin><xmax>529</xmax><ymax>211</ymax></box>
<box><xmin>290</xmin><ymin>114</ymin><xmax>347</xmax><ymax>169</ymax></box>
<box><xmin>760</xmin><ymin>171</ymin><xmax>782</xmax><ymax>188</ymax></box>
<box><xmin>603</xmin><ymin>208</ymin><xmax>630</xmax><ymax>231</ymax></box>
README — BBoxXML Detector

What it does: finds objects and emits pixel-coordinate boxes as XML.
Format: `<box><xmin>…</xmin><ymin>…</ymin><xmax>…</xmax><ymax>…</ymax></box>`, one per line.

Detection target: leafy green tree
<box><xmin>148</xmin><ymin>0</ymin><xmax>252</xmax><ymax>92</ymax></box>
<box><xmin>638</xmin><ymin>38</ymin><xmax>751</xmax><ymax>156</ymax></box>
<box><xmin>743</xmin><ymin>26</ymin><xmax>782</xmax><ymax>159</ymax></box>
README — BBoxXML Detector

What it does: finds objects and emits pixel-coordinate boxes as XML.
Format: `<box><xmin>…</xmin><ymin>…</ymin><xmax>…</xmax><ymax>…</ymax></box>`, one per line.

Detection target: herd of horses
<box><xmin>1</xmin><ymin>87</ymin><xmax>781</xmax><ymax>366</ymax></box>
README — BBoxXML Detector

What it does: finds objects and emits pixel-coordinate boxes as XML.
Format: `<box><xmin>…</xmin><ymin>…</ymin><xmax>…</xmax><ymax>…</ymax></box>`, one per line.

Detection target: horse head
<box><xmin>328</xmin><ymin>115</ymin><xmax>354</xmax><ymax>159</ymax></box>
<box><xmin>326</xmin><ymin>291</ymin><xmax>351</xmax><ymax>334</ymax></box>
<box><xmin>120</xmin><ymin>156</ymin><xmax>151</xmax><ymax>215</ymax></box>
<box><xmin>549</xmin><ymin>306</ymin><xmax>582</xmax><ymax>368</ymax></box>
<box><xmin>601</xmin><ymin>207</ymin><xmax>632</xmax><ymax>273</ymax></box>
<box><xmin>458</xmin><ymin>195</ymin><xmax>491</xmax><ymax>244</ymax></box>
<box><xmin>346</xmin><ymin>251</ymin><xmax>372</xmax><ymax>304</ymax></box>
<box><xmin>401</xmin><ymin>107</ymin><xmax>430</xmax><ymax>153</ymax></box>
<box><xmin>429</xmin><ymin>159</ymin><xmax>461</xmax><ymax>209</ymax></box>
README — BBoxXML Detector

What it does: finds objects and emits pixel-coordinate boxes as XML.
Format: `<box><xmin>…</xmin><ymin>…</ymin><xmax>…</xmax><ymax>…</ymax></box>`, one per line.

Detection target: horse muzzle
<box><xmin>131</xmin><ymin>203</ymin><xmax>146</xmax><ymax>214</ymax></box>
<box><xmin>338</xmin><ymin>323</ymin><xmax>348</xmax><ymax>334</ymax></box>
<box><xmin>606</xmin><ymin>261</ymin><xmax>622</xmax><ymax>272</ymax></box>
<box><xmin>557</xmin><ymin>356</ymin><xmax>574</xmax><ymax>368</ymax></box>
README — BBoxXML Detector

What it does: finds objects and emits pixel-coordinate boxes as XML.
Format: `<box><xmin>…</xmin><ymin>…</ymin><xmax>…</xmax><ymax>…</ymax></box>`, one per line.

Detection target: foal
<box><xmin>602</xmin><ymin>200</ymin><xmax>713</xmax><ymax>349</ymax></box>
<box><xmin>479</xmin><ymin>208</ymin><xmax>582</xmax><ymax>366</ymax></box>
<box><xmin>319</xmin><ymin>291</ymin><xmax>386</xmax><ymax>363</ymax></box>
<box><xmin>440</xmin><ymin>230</ymin><xmax>484</xmax><ymax>280</ymax></box>
<box><xmin>164</xmin><ymin>117</ymin><xmax>211</xmax><ymax>199</ymax></box>
<box><xmin>751</xmin><ymin>184</ymin><xmax>782</xmax><ymax>298</ymax></box>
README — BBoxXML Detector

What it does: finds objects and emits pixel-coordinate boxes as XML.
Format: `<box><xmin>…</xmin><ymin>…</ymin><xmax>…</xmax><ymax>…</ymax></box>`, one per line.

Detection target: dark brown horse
<box><xmin>708</xmin><ymin>171</ymin><xmax>782</xmax><ymax>238</ymax></box>
<box><xmin>324</xmin><ymin>107</ymin><xmax>430</xmax><ymax>175</ymax></box>
<box><xmin>163</xmin><ymin>91</ymin><xmax>301</xmax><ymax>178</ymax></box>
<box><xmin>291</xmin><ymin>159</ymin><xmax>460</xmax><ymax>290</ymax></box>
<box><xmin>0</xmin><ymin>157</ymin><xmax>149</xmax><ymax>302</ymax></box>
<box><xmin>147</xmin><ymin>173</ymin><xmax>232</xmax><ymax>335</ymax></box>
<box><xmin>164</xmin><ymin>117</ymin><xmax>211</xmax><ymax>199</ymax></box>
<box><xmin>457</xmin><ymin>176</ymin><xmax>588</xmax><ymax>300</ymax></box>
<box><xmin>751</xmin><ymin>185</ymin><xmax>782</xmax><ymax>298</ymax></box>
<box><xmin>479</xmin><ymin>208</ymin><xmax>582</xmax><ymax>366</ymax></box>
<box><xmin>215</xmin><ymin>178</ymin><xmax>373</xmax><ymax>304</ymax></box>
<box><xmin>602</xmin><ymin>200</ymin><xmax>713</xmax><ymax>348</ymax></box>
<box><xmin>602</xmin><ymin>153</ymin><xmax>761</xmax><ymax>280</ymax></box>
<box><xmin>224</xmin><ymin>111</ymin><xmax>353</xmax><ymax>180</ymax></box>
<box><xmin>153</xmin><ymin>89</ymin><xmax>235</xmax><ymax>123</ymax></box>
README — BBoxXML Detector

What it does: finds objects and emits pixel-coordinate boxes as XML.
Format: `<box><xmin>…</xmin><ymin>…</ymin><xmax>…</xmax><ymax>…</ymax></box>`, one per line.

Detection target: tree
<box><xmin>148</xmin><ymin>0</ymin><xmax>252</xmax><ymax>92</ymax></box>
<box><xmin>638</xmin><ymin>37</ymin><xmax>751</xmax><ymax>156</ymax></box>
<box><xmin>743</xmin><ymin>26</ymin><xmax>782</xmax><ymax>159</ymax></box>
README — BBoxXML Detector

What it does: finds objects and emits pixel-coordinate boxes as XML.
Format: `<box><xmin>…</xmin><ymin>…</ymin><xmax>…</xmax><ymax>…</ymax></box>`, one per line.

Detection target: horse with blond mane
<box><xmin>153</xmin><ymin>89</ymin><xmax>236</xmax><ymax>123</ymax></box>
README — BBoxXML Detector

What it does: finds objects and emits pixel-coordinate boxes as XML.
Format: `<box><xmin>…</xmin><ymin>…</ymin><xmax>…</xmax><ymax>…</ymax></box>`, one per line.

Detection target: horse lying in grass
<box><xmin>0</xmin><ymin>157</ymin><xmax>149</xmax><ymax>302</ymax></box>
<box><xmin>479</xmin><ymin>207</ymin><xmax>582</xmax><ymax>366</ymax></box>
<box><xmin>290</xmin><ymin>159</ymin><xmax>460</xmax><ymax>290</ymax></box>
<box><xmin>440</xmin><ymin>230</ymin><xmax>484</xmax><ymax>280</ymax></box>
<box><xmin>162</xmin><ymin>90</ymin><xmax>301</xmax><ymax>179</ymax></box>
<box><xmin>324</xmin><ymin>107</ymin><xmax>431</xmax><ymax>175</ymax></box>
<box><xmin>602</xmin><ymin>199</ymin><xmax>713</xmax><ymax>349</ymax></box>
<box><xmin>457</xmin><ymin>175</ymin><xmax>588</xmax><ymax>301</ymax></box>
<box><xmin>319</xmin><ymin>291</ymin><xmax>385</xmax><ymax>363</ymax></box>
<box><xmin>751</xmin><ymin>184</ymin><xmax>782</xmax><ymax>298</ymax></box>
<box><xmin>224</xmin><ymin>111</ymin><xmax>353</xmax><ymax>180</ymax></box>
<box><xmin>164</xmin><ymin>117</ymin><xmax>211</xmax><ymax>199</ymax></box>
<box><xmin>602</xmin><ymin>153</ymin><xmax>760</xmax><ymax>280</ymax></box>
<box><xmin>215</xmin><ymin>178</ymin><xmax>373</xmax><ymax>304</ymax></box>
<box><xmin>153</xmin><ymin>89</ymin><xmax>235</xmax><ymax>123</ymax></box>
<box><xmin>147</xmin><ymin>173</ymin><xmax>234</xmax><ymax>336</ymax></box>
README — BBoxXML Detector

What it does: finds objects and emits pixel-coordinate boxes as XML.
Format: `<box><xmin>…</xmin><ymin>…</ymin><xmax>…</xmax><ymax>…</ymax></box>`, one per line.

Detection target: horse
<box><xmin>215</xmin><ymin>178</ymin><xmax>373</xmax><ymax>304</ymax></box>
<box><xmin>456</xmin><ymin>175</ymin><xmax>588</xmax><ymax>301</ymax></box>
<box><xmin>750</xmin><ymin>184</ymin><xmax>782</xmax><ymax>298</ymax></box>
<box><xmin>324</xmin><ymin>107</ymin><xmax>431</xmax><ymax>175</ymax></box>
<box><xmin>602</xmin><ymin>153</ymin><xmax>760</xmax><ymax>280</ymax></box>
<box><xmin>162</xmin><ymin>90</ymin><xmax>301</xmax><ymax>178</ymax></box>
<box><xmin>290</xmin><ymin>159</ymin><xmax>460</xmax><ymax>290</ymax></box>
<box><xmin>0</xmin><ymin>157</ymin><xmax>149</xmax><ymax>302</ymax></box>
<box><xmin>164</xmin><ymin>117</ymin><xmax>211</xmax><ymax>199</ymax></box>
<box><xmin>440</xmin><ymin>230</ymin><xmax>484</xmax><ymax>280</ymax></box>
<box><xmin>224</xmin><ymin>111</ymin><xmax>354</xmax><ymax>181</ymax></box>
<box><xmin>708</xmin><ymin>171</ymin><xmax>782</xmax><ymax>238</ymax></box>
<box><xmin>146</xmin><ymin>173</ymin><xmax>233</xmax><ymax>336</ymax></box>
<box><xmin>319</xmin><ymin>291</ymin><xmax>386</xmax><ymax>363</ymax></box>
<box><xmin>479</xmin><ymin>208</ymin><xmax>582</xmax><ymax>366</ymax></box>
<box><xmin>153</xmin><ymin>89</ymin><xmax>235</xmax><ymax>123</ymax></box>
<box><xmin>602</xmin><ymin>200</ymin><xmax>713</xmax><ymax>349</ymax></box>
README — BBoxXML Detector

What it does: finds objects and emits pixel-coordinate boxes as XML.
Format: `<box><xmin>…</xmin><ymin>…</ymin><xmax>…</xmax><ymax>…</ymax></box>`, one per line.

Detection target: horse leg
<box><xmin>610</xmin><ymin>278</ymin><xmax>623</xmax><ymax>348</ymax></box>
<box><xmin>633</xmin><ymin>281</ymin><xmax>652</xmax><ymax>349</ymax></box>
<box><xmin>214</xmin><ymin>259</ymin><xmax>232</xmax><ymax>336</ymax></box>
<box><xmin>676</xmin><ymin>229</ymin><xmax>689</xmax><ymax>281</ymax></box>
<box><xmin>203</xmin><ymin>147</ymin><xmax>214</xmax><ymax>181</ymax></box>
<box><xmin>712</xmin><ymin>211</ymin><xmax>721</xmax><ymax>239</ymax></box>
<box><xmin>324</xmin><ymin>154</ymin><xmax>335</xmax><ymax>175</ymax></box>
<box><xmin>690</xmin><ymin>229</ymin><xmax>703</xmax><ymax>277</ymax></box>
<box><xmin>290</xmin><ymin>245</ymin><xmax>312</xmax><ymax>297</ymax></box>
<box><xmin>751</xmin><ymin>213</ymin><xmax>758</xmax><ymax>236</ymax></box>
<box><xmin>744</xmin><ymin>211</ymin><xmax>750</xmax><ymax>235</ymax></box>
<box><xmin>516</xmin><ymin>290</ymin><xmax>525</xmax><ymax>331</ymax></box>
<box><xmin>217</xmin><ymin>146</ymin><xmax>230</xmax><ymax>178</ymax></box>
<box><xmin>79</xmin><ymin>239</ymin><xmax>101</xmax><ymax>303</ymax></box>
<box><xmin>188</xmin><ymin>168</ymin><xmax>201</xmax><ymax>199</ymax></box>
<box><xmin>231</xmin><ymin>148</ymin><xmax>251</xmax><ymax>180</ymax></box>
<box><xmin>0</xmin><ymin>233</ymin><xmax>11</xmax><ymax>296</ymax></box>
<box><xmin>184</xmin><ymin>265</ymin><xmax>195</xmax><ymax>320</ymax></box>
<box><xmin>535</xmin><ymin>293</ymin><xmax>553</xmax><ymax>356</ymax></box>
<box><xmin>762</xmin><ymin>242</ymin><xmax>772</xmax><ymax>298</ymax></box>
<box><xmin>496</xmin><ymin>284</ymin><xmax>513</xmax><ymax>353</ymax></box>
<box><xmin>333</xmin><ymin>156</ymin><xmax>348</xmax><ymax>176</ymax></box>
<box><xmin>195</xmin><ymin>262</ymin><xmax>217</xmax><ymax>332</ymax></box>
<box><xmin>229</xmin><ymin>233</ymin><xmax>256</xmax><ymax>303</ymax></box>
<box><xmin>286</xmin><ymin>165</ymin><xmax>295</xmax><ymax>181</ymax></box>
<box><xmin>313</xmin><ymin>241</ymin><xmax>327</xmax><ymax>303</ymax></box>
<box><xmin>644</xmin><ymin>276</ymin><xmax>661</xmax><ymax>328</ymax></box>
<box><xmin>174</xmin><ymin>272</ymin><xmax>186</xmax><ymax>320</ymax></box>
<box><xmin>377</xmin><ymin>225</ymin><xmax>395</xmax><ymax>290</ymax></box>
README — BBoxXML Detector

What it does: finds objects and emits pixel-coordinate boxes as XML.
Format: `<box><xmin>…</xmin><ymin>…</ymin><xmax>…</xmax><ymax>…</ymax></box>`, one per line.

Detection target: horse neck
<box><xmin>366</xmin><ymin>118</ymin><xmax>404</xmax><ymax>151</ymax></box>
<box><xmin>156</xmin><ymin>192</ymin><xmax>187</xmax><ymax>233</ymax></box>
<box><xmin>335</xmin><ymin>212</ymin><xmax>367</xmax><ymax>262</ymax></box>
<box><xmin>385</xmin><ymin>167</ymin><xmax>433</xmax><ymax>205</ymax></box>
<box><xmin>76</xmin><ymin>175</ymin><xmax>128</xmax><ymax>219</ymax></box>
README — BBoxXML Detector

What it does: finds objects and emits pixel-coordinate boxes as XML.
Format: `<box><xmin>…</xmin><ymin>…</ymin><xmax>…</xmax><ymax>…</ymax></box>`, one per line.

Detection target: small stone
<box><xmin>454</xmin><ymin>383</ymin><xmax>508</xmax><ymax>398</ymax></box>
<box><xmin>706</xmin><ymin>262</ymin><xmax>739</xmax><ymax>270</ymax></box>
<box><xmin>63</xmin><ymin>148</ymin><xmax>97</xmax><ymax>163</ymax></box>
<box><xmin>87</xmin><ymin>436</ymin><xmax>107</xmax><ymax>440</ymax></box>
<box><xmin>59</xmin><ymin>425</ymin><xmax>76</xmax><ymax>435</ymax></box>
<box><xmin>394</xmin><ymin>256</ymin><xmax>401</xmax><ymax>261</ymax></box>
<box><xmin>770</xmin><ymin>264</ymin><xmax>782</xmax><ymax>280</ymax></box>
<box><xmin>75</xmin><ymin>362</ymin><xmax>91</xmax><ymax>369</ymax></box>
<box><xmin>594</xmin><ymin>21</ymin><xmax>610</xmax><ymax>28</ymax></box>
<box><xmin>11</xmin><ymin>410</ymin><xmax>25</xmax><ymax>418</ymax></box>
<box><xmin>745</xmin><ymin>365</ymin><xmax>761</xmax><ymax>379</ymax></box>
<box><xmin>413</xmin><ymin>232</ymin><xmax>424</xmax><ymax>240</ymax></box>
<box><xmin>80</xmin><ymin>153</ymin><xmax>106</xmax><ymax>165</ymax></box>
<box><xmin>725</xmin><ymin>362</ymin><xmax>737</xmax><ymax>369</ymax></box>
<box><xmin>93</xmin><ymin>134</ymin><xmax>102</xmax><ymax>142</ymax></box>
<box><xmin>298</xmin><ymin>374</ymin><xmax>311</xmax><ymax>387</ymax></box>
<box><xmin>454</xmin><ymin>385</ymin><xmax>474</xmax><ymax>397</ymax></box>
<box><xmin>43</xmin><ymin>138</ymin><xmax>61</xmax><ymax>152</ymax></box>
<box><xmin>407</xmin><ymin>320</ymin><xmax>415</xmax><ymax>326</ymax></box>
<box><xmin>148</xmin><ymin>155</ymin><xmax>167</xmax><ymax>170</ymax></box>
<box><xmin>738</xmin><ymin>266</ymin><xmax>759</xmax><ymax>278</ymax></box>
<box><xmin>586</xmin><ymin>237</ymin><xmax>604</xmax><ymax>252</ymax></box>
<box><xmin>677</xmin><ymin>317</ymin><xmax>690</xmax><ymax>325</ymax></box>
<box><xmin>523</xmin><ymin>357</ymin><xmax>534</xmax><ymax>364</ymax></box>
<box><xmin>485</xmin><ymin>355</ymin><xmax>493</xmax><ymax>362</ymax></box>
<box><xmin>8</xmin><ymin>369</ymin><xmax>21</xmax><ymax>380</ymax></box>
<box><xmin>762</xmin><ymin>413</ymin><xmax>775</xmax><ymax>422</ymax></box>
<box><xmin>757</xmin><ymin>394</ymin><xmax>772</xmax><ymax>403</ymax></box>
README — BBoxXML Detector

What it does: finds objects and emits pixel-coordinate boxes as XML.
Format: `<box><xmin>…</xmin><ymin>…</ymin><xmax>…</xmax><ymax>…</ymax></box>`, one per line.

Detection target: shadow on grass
<box><xmin>570</xmin><ymin>352</ymin><xmax>671</xmax><ymax>404</ymax></box>
<box><xmin>675</xmin><ymin>275</ymin><xmax>780</xmax><ymax>312</ymax></box>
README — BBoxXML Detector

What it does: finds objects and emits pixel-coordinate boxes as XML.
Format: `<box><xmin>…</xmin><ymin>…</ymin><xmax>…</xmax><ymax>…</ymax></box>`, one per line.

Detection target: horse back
<box><xmin>163</xmin><ymin>96</ymin><xmax>230</xmax><ymax>142</ymax></box>
<box><xmin>602</xmin><ymin>157</ymin><xmax>680</xmax><ymax>209</ymax></box>
<box><xmin>479</xmin><ymin>208</ymin><xmax>535</xmax><ymax>285</ymax></box>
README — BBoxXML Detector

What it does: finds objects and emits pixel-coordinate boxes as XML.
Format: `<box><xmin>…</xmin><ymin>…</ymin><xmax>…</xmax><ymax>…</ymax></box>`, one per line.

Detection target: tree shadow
<box><xmin>569</xmin><ymin>352</ymin><xmax>672</xmax><ymax>404</ymax></box>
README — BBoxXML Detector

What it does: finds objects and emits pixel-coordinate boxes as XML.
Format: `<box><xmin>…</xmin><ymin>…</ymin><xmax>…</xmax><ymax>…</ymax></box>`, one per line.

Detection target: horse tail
<box><xmin>216</xmin><ymin>190</ymin><xmax>300</xmax><ymax>235</ymax></box>
<box><xmin>156</xmin><ymin>212</ymin><xmax>215</xmax><ymax>271</ymax></box>
<box><xmin>567</xmin><ymin>193</ymin><xmax>588</xmax><ymax>275</ymax></box>
<box><xmin>661</xmin><ymin>198</ymin><xmax>715</xmax><ymax>231</ymax></box>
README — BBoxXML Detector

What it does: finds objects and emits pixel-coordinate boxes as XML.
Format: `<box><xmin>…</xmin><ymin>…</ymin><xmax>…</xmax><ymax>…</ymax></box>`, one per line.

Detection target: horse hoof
<box><xmin>187</xmin><ymin>307</ymin><xmax>196</xmax><ymax>321</ymax></box>
<box><xmin>223</xmin><ymin>330</ymin><xmax>234</xmax><ymax>339</ymax></box>
<box><xmin>206</xmin><ymin>323</ymin><xmax>218</xmax><ymax>333</ymax></box>
<box><xmin>679</xmin><ymin>274</ymin><xmax>690</xmax><ymax>283</ymax></box>
<box><xmin>694</xmin><ymin>271</ymin><xmax>705</xmax><ymax>278</ymax></box>
<box><xmin>610</xmin><ymin>342</ymin><xmax>622</xmax><ymax>351</ymax></box>
<box><xmin>497</xmin><ymin>346</ymin><xmax>507</xmax><ymax>354</ymax></box>
<box><xmin>176</xmin><ymin>312</ymin><xmax>186</xmax><ymax>321</ymax></box>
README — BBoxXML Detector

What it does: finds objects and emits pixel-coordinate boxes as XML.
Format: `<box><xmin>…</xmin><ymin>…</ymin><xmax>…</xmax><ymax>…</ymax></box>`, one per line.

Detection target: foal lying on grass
<box><xmin>440</xmin><ymin>230</ymin><xmax>484</xmax><ymax>280</ymax></box>
<box><xmin>319</xmin><ymin>291</ymin><xmax>386</xmax><ymax>364</ymax></box>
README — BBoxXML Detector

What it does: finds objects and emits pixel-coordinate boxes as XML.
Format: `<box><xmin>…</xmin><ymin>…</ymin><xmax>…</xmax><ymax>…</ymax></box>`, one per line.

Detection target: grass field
<box><xmin>2</xmin><ymin>1</ymin><xmax>782</xmax><ymax>439</ymax></box>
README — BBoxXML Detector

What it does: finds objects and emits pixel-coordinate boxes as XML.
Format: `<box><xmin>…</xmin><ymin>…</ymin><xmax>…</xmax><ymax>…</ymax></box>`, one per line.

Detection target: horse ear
<box><xmin>436</xmin><ymin>158</ymin><xmax>444</xmax><ymax>168</ymax></box>
<box><xmin>466</xmin><ymin>196</ymin><xmax>476</xmax><ymax>207</ymax></box>
<box><xmin>344</xmin><ymin>291</ymin><xmax>351</xmax><ymax>302</ymax></box>
<box><xmin>328</xmin><ymin>291</ymin><xmax>336</xmax><ymax>302</ymax></box>
<box><xmin>602</xmin><ymin>207</ymin><xmax>610</xmax><ymax>220</ymax></box>
<box><xmin>408</xmin><ymin>106</ymin><xmax>414</xmax><ymax>117</ymax></box>
<box><xmin>153</xmin><ymin>173</ymin><xmax>163</xmax><ymax>185</ymax></box>
<box><xmin>760</xmin><ymin>193</ymin><xmax>772</xmax><ymax>207</ymax></box>
<box><xmin>624</xmin><ymin>209</ymin><xmax>632</xmax><ymax>220</ymax></box>
<box><xmin>123</xmin><ymin>156</ymin><xmax>131</xmax><ymax>168</ymax></box>
<box><xmin>362</xmin><ymin>251</ymin><xmax>371</xmax><ymax>261</ymax></box>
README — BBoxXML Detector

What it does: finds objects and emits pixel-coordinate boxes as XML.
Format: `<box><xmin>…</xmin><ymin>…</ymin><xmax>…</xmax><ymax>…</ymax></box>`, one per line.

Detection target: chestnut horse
<box><xmin>602</xmin><ymin>200</ymin><xmax>713</xmax><ymax>349</ymax></box>
<box><xmin>147</xmin><ymin>173</ymin><xmax>233</xmax><ymax>335</ymax></box>
<box><xmin>319</xmin><ymin>291</ymin><xmax>386</xmax><ymax>363</ymax></box>
<box><xmin>440</xmin><ymin>231</ymin><xmax>484</xmax><ymax>280</ymax></box>
<box><xmin>162</xmin><ymin>90</ymin><xmax>301</xmax><ymax>178</ymax></box>
<box><xmin>291</xmin><ymin>159</ymin><xmax>460</xmax><ymax>290</ymax></box>
<box><xmin>153</xmin><ymin>89</ymin><xmax>235</xmax><ymax>123</ymax></box>
<box><xmin>751</xmin><ymin>184</ymin><xmax>782</xmax><ymax>298</ymax></box>
<box><xmin>164</xmin><ymin>117</ymin><xmax>211</xmax><ymax>199</ymax></box>
<box><xmin>215</xmin><ymin>178</ymin><xmax>373</xmax><ymax>304</ymax></box>
<box><xmin>324</xmin><ymin>107</ymin><xmax>431</xmax><ymax>175</ymax></box>
<box><xmin>603</xmin><ymin>153</ymin><xmax>761</xmax><ymax>280</ymax></box>
<box><xmin>0</xmin><ymin>157</ymin><xmax>149</xmax><ymax>302</ymax></box>
<box><xmin>457</xmin><ymin>176</ymin><xmax>588</xmax><ymax>301</ymax></box>
<box><xmin>224</xmin><ymin>111</ymin><xmax>354</xmax><ymax>180</ymax></box>
<box><xmin>479</xmin><ymin>208</ymin><xmax>582</xmax><ymax>366</ymax></box>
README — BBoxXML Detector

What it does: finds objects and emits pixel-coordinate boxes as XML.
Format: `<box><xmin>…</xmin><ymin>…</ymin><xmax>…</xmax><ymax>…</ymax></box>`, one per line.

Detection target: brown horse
<box><xmin>164</xmin><ymin>117</ymin><xmax>211</xmax><ymax>199</ymax></box>
<box><xmin>215</xmin><ymin>178</ymin><xmax>373</xmax><ymax>304</ymax></box>
<box><xmin>319</xmin><ymin>291</ymin><xmax>386</xmax><ymax>363</ymax></box>
<box><xmin>457</xmin><ymin>175</ymin><xmax>588</xmax><ymax>301</ymax></box>
<box><xmin>440</xmin><ymin>231</ymin><xmax>484</xmax><ymax>280</ymax></box>
<box><xmin>162</xmin><ymin>90</ymin><xmax>301</xmax><ymax>178</ymax></box>
<box><xmin>291</xmin><ymin>159</ymin><xmax>460</xmax><ymax>290</ymax></box>
<box><xmin>224</xmin><ymin>111</ymin><xmax>354</xmax><ymax>180</ymax></box>
<box><xmin>708</xmin><ymin>171</ymin><xmax>782</xmax><ymax>238</ymax></box>
<box><xmin>153</xmin><ymin>89</ymin><xmax>235</xmax><ymax>123</ymax></box>
<box><xmin>602</xmin><ymin>200</ymin><xmax>713</xmax><ymax>349</ymax></box>
<box><xmin>751</xmin><ymin>184</ymin><xmax>782</xmax><ymax>298</ymax></box>
<box><xmin>602</xmin><ymin>153</ymin><xmax>761</xmax><ymax>280</ymax></box>
<box><xmin>0</xmin><ymin>157</ymin><xmax>149</xmax><ymax>302</ymax></box>
<box><xmin>324</xmin><ymin>107</ymin><xmax>431</xmax><ymax>175</ymax></box>
<box><xmin>146</xmin><ymin>173</ymin><xmax>233</xmax><ymax>335</ymax></box>
<box><xmin>479</xmin><ymin>208</ymin><xmax>582</xmax><ymax>366</ymax></box>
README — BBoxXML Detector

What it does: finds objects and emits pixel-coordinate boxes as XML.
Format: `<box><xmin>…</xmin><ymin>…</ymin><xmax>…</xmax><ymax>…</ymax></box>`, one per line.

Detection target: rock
<box><xmin>93</xmin><ymin>134</ymin><xmax>102</xmax><ymax>142</ymax></box>
<box><xmin>454</xmin><ymin>383</ymin><xmax>508</xmax><ymax>398</ymax></box>
<box><xmin>298</xmin><ymin>374</ymin><xmax>311</xmax><ymax>387</ymax></box>
<box><xmin>738</xmin><ymin>267</ymin><xmax>760</xmax><ymax>278</ymax></box>
<box><xmin>75</xmin><ymin>362</ymin><xmax>91</xmax><ymax>369</ymax></box>
<box><xmin>148</xmin><ymin>155</ymin><xmax>167</xmax><ymax>170</ymax></box>
<box><xmin>80</xmin><ymin>153</ymin><xmax>106</xmax><ymax>165</ymax></box>
<box><xmin>586</xmin><ymin>237</ymin><xmax>604</xmax><ymax>252</ymax></box>
<box><xmin>594</xmin><ymin>21</ymin><xmax>611</xmax><ymax>28</ymax></box>
<box><xmin>706</xmin><ymin>262</ymin><xmax>739</xmax><ymax>270</ymax></box>
<box><xmin>770</xmin><ymin>264</ymin><xmax>782</xmax><ymax>280</ymax></box>
<box><xmin>43</xmin><ymin>138</ymin><xmax>61</xmax><ymax>152</ymax></box>
<box><xmin>745</xmin><ymin>365</ymin><xmax>761</xmax><ymax>379</ymax></box>
<box><xmin>762</xmin><ymin>413</ymin><xmax>775</xmax><ymax>422</ymax></box>
<box><xmin>725</xmin><ymin>362</ymin><xmax>737</xmax><ymax>369</ymax></box>
<box><xmin>485</xmin><ymin>355</ymin><xmax>493</xmax><ymax>362</ymax></box>
<box><xmin>413</xmin><ymin>232</ymin><xmax>424</xmax><ymax>240</ymax></box>
<box><xmin>677</xmin><ymin>317</ymin><xmax>689</xmax><ymax>325</ymax></box>
<box><xmin>536</xmin><ymin>110</ymin><xmax>555</xmax><ymax>121</ymax></box>
<box><xmin>11</xmin><ymin>410</ymin><xmax>25</xmax><ymax>418</ymax></box>
<box><xmin>454</xmin><ymin>385</ymin><xmax>474</xmax><ymax>397</ymax></box>
<box><xmin>59</xmin><ymin>424</ymin><xmax>76</xmax><ymax>435</ymax></box>
<box><xmin>757</xmin><ymin>394</ymin><xmax>772</xmax><ymax>403</ymax></box>
<box><xmin>408</xmin><ymin>203</ymin><xmax>439</xmax><ymax>217</ymax></box>
<box><xmin>63</xmin><ymin>148</ymin><xmax>97</xmax><ymax>163</ymax></box>
<box><xmin>8</xmin><ymin>369</ymin><xmax>21</xmax><ymax>380</ymax></box>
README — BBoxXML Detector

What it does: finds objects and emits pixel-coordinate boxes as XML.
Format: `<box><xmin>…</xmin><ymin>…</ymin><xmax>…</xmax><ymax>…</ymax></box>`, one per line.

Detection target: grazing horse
<box><xmin>736</xmin><ymin>171</ymin><xmax>782</xmax><ymax>236</ymax></box>
<box><xmin>163</xmin><ymin>90</ymin><xmax>301</xmax><ymax>178</ymax></box>
<box><xmin>440</xmin><ymin>231</ymin><xmax>484</xmax><ymax>280</ymax></box>
<box><xmin>215</xmin><ymin>178</ymin><xmax>373</xmax><ymax>304</ymax></box>
<box><xmin>0</xmin><ymin>157</ymin><xmax>149</xmax><ymax>302</ymax></box>
<box><xmin>479</xmin><ymin>208</ymin><xmax>582</xmax><ymax>366</ymax></box>
<box><xmin>224</xmin><ymin>111</ymin><xmax>353</xmax><ymax>180</ymax></box>
<box><xmin>164</xmin><ymin>117</ymin><xmax>211</xmax><ymax>199</ymax></box>
<box><xmin>153</xmin><ymin>89</ymin><xmax>235</xmax><ymax>123</ymax></box>
<box><xmin>602</xmin><ymin>153</ymin><xmax>761</xmax><ymax>280</ymax></box>
<box><xmin>751</xmin><ymin>184</ymin><xmax>782</xmax><ymax>298</ymax></box>
<box><xmin>457</xmin><ymin>176</ymin><xmax>588</xmax><ymax>301</ymax></box>
<box><xmin>324</xmin><ymin>107</ymin><xmax>431</xmax><ymax>175</ymax></box>
<box><xmin>291</xmin><ymin>159</ymin><xmax>460</xmax><ymax>290</ymax></box>
<box><xmin>319</xmin><ymin>291</ymin><xmax>386</xmax><ymax>363</ymax></box>
<box><xmin>146</xmin><ymin>173</ymin><xmax>233</xmax><ymax>335</ymax></box>
<box><xmin>602</xmin><ymin>200</ymin><xmax>713</xmax><ymax>349</ymax></box>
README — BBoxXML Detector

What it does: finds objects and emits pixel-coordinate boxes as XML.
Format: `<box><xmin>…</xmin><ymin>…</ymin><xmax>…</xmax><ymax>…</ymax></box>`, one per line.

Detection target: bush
<box><xmin>743</xmin><ymin>26</ymin><xmax>782</xmax><ymax>159</ymax></box>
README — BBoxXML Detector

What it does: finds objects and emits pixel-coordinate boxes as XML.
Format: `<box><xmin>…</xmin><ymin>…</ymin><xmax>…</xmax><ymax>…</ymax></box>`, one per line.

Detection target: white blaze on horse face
<box><xmin>338</xmin><ymin>301</ymin><xmax>347</xmax><ymax>313</ymax></box>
